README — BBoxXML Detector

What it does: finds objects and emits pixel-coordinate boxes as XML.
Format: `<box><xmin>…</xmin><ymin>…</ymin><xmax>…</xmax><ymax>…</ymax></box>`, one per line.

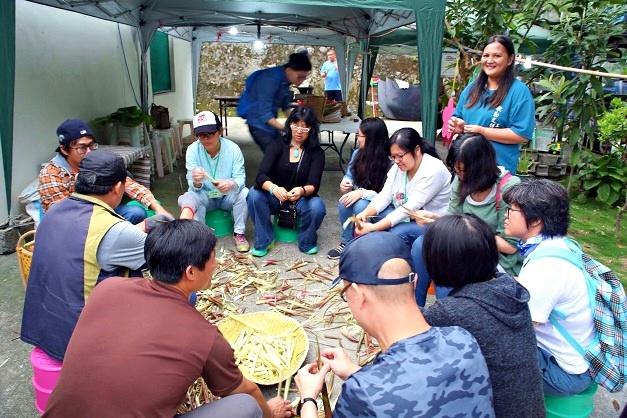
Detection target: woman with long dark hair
<box><xmin>448</xmin><ymin>35</ymin><xmax>535</xmax><ymax>174</ymax></box>
<box><xmin>353</xmin><ymin>127</ymin><xmax>451</xmax><ymax>246</ymax></box>
<box><xmin>247</xmin><ymin>106</ymin><xmax>326</xmax><ymax>256</ymax></box>
<box><xmin>327</xmin><ymin>118</ymin><xmax>391</xmax><ymax>259</ymax></box>
<box><xmin>411</xmin><ymin>133</ymin><xmax>522</xmax><ymax>306</ymax></box>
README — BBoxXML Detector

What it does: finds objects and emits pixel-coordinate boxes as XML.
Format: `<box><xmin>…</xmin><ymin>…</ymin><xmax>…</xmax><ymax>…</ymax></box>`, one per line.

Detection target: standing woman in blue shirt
<box><xmin>448</xmin><ymin>35</ymin><xmax>535</xmax><ymax>174</ymax></box>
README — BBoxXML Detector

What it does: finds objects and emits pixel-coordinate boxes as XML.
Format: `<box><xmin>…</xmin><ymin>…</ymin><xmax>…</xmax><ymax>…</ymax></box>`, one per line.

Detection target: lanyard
<box><xmin>403</xmin><ymin>172</ymin><xmax>408</xmax><ymax>204</ymax></box>
<box><xmin>203</xmin><ymin>146</ymin><xmax>221</xmax><ymax>181</ymax></box>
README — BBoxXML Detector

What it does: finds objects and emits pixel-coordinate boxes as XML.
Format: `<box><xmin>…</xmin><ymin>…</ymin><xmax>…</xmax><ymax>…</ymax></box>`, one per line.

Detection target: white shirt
<box><xmin>518</xmin><ymin>237</ymin><xmax>595</xmax><ymax>374</ymax></box>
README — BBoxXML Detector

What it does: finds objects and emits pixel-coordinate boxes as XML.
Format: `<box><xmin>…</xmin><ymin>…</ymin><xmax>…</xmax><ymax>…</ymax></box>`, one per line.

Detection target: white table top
<box><xmin>320</xmin><ymin>117</ymin><xmax>361</xmax><ymax>134</ymax></box>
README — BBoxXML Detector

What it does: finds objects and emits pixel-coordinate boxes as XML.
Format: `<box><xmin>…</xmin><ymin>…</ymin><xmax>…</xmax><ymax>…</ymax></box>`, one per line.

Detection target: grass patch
<box><xmin>568</xmin><ymin>197</ymin><xmax>627</xmax><ymax>280</ymax></box>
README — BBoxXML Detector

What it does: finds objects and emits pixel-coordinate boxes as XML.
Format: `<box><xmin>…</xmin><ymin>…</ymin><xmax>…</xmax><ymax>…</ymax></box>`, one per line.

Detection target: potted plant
<box><xmin>517</xmin><ymin>148</ymin><xmax>535</xmax><ymax>179</ymax></box>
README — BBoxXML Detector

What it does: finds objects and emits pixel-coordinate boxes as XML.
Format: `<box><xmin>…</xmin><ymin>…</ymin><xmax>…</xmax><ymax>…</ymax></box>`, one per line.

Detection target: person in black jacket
<box><xmin>247</xmin><ymin>106</ymin><xmax>326</xmax><ymax>256</ymax></box>
<box><xmin>421</xmin><ymin>214</ymin><xmax>545</xmax><ymax>418</ymax></box>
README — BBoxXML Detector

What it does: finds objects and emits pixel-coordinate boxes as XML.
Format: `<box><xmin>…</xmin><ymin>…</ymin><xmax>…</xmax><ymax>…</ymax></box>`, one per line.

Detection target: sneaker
<box><xmin>304</xmin><ymin>246</ymin><xmax>318</xmax><ymax>255</ymax></box>
<box><xmin>327</xmin><ymin>242</ymin><xmax>346</xmax><ymax>259</ymax></box>
<box><xmin>251</xmin><ymin>241</ymin><xmax>275</xmax><ymax>257</ymax></box>
<box><xmin>234</xmin><ymin>233</ymin><xmax>250</xmax><ymax>252</ymax></box>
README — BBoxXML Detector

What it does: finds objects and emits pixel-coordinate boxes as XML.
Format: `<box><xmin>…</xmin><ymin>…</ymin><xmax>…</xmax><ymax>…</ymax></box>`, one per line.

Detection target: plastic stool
<box><xmin>545</xmin><ymin>383</ymin><xmax>597</xmax><ymax>418</ymax></box>
<box><xmin>126</xmin><ymin>200</ymin><xmax>157</xmax><ymax>218</ymax></box>
<box><xmin>272</xmin><ymin>215</ymin><xmax>300</xmax><ymax>243</ymax></box>
<box><xmin>205</xmin><ymin>210</ymin><xmax>234</xmax><ymax>237</ymax></box>
<box><xmin>30</xmin><ymin>347</ymin><xmax>63</xmax><ymax>414</ymax></box>
<box><xmin>150</xmin><ymin>138</ymin><xmax>172</xmax><ymax>178</ymax></box>
<box><xmin>153</xmin><ymin>128</ymin><xmax>178</xmax><ymax>168</ymax></box>
<box><xmin>178</xmin><ymin>119</ymin><xmax>194</xmax><ymax>144</ymax></box>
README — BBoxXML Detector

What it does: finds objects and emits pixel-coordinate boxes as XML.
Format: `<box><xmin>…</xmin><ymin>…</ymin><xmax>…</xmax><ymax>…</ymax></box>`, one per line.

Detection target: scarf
<box><xmin>517</xmin><ymin>235</ymin><xmax>547</xmax><ymax>259</ymax></box>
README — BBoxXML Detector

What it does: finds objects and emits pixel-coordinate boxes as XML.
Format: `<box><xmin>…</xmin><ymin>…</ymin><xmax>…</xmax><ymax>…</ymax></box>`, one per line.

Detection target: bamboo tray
<box><xmin>217</xmin><ymin>311</ymin><xmax>309</xmax><ymax>385</ymax></box>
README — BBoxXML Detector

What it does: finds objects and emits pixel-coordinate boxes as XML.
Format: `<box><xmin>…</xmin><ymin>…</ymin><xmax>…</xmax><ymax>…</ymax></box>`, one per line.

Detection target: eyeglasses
<box><xmin>506</xmin><ymin>206</ymin><xmax>522</xmax><ymax>217</ymax></box>
<box><xmin>389</xmin><ymin>150</ymin><xmax>410</xmax><ymax>162</ymax></box>
<box><xmin>290</xmin><ymin>125</ymin><xmax>311</xmax><ymax>133</ymax></box>
<box><xmin>339</xmin><ymin>282</ymin><xmax>352</xmax><ymax>302</ymax></box>
<box><xmin>70</xmin><ymin>142</ymin><xmax>98</xmax><ymax>154</ymax></box>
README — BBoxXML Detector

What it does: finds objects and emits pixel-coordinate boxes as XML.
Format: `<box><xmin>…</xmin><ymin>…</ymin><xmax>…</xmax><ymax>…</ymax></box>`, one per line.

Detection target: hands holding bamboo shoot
<box><xmin>266</xmin><ymin>396</ymin><xmax>294</xmax><ymax>418</ymax></box>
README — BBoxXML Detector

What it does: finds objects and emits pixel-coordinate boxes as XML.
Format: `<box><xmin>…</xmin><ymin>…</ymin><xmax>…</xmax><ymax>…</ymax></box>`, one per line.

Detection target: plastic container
<box><xmin>205</xmin><ymin>210</ymin><xmax>234</xmax><ymax>237</ymax></box>
<box><xmin>125</xmin><ymin>200</ymin><xmax>156</xmax><ymax>218</ymax></box>
<box><xmin>272</xmin><ymin>215</ymin><xmax>300</xmax><ymax>243</ymax></box>
<box><xmin>30</xmin><ymin>347</ymin><xmax>63</xmax><ymax>413</ymax></box>
<box><xmin>545</xmin><ymin>383</ymin><xmax>597</xmax><ymax>418</ymax></box>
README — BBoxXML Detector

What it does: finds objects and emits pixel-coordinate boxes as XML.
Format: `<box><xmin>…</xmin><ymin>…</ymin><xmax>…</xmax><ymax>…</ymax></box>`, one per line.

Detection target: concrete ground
<box><xmin>1</xmin><ymin>117</ymin><xmax>625</xmax><ymax>416</ymax></box>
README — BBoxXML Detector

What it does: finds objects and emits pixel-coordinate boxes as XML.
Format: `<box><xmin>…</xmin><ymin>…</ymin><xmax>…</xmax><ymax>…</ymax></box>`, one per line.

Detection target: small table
<box><xmin>215</xmin><ymin>96</ymin><xmax>240</xmax><ymax>136</ymax></box>
<box><xmin>320</xmin><ymin>117</ymin><xmax>361</xmax><ymax>173</ymax></box>
<box><xmin>100</xmin><ymin>145</ymin><xmax>152</xmax><ymax>188</ymax></box>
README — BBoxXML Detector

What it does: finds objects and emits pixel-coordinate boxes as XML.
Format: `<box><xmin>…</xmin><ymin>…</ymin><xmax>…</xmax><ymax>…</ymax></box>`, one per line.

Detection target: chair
<box><xmin>205</xmin><ymin>210</ymin><xmax>234</xmax><ymax>237</ymax></box>
<box><xmin>30</xmin><ymin>347</ymin><xmax>63</xmax><ymax>414</ymax></box>
<box><xmin>544</xmin><ymin>383</ymin><xmax>597</xmax><ymax>418</ymax></box>
<box><xmin>111</xmin><ymin>122</ymin><xmax>150</xmax><ymax>148</ymax></box>
<box><xmin>152</xmin><ymin>128</ymin><xmax>177</xmax><ymax>169</ymax></box>
<box><xmin>272</xmin><ymin>215</ymin><xmax>300</xmax><ymax>243</ymax></box>
<box><xmin>149</xmin><ymin>138</ymin><xmax>172</xmax><ymax>178</ymax></box>
<box><xmin>177</xmin><ymin>119</ymin><xmax>194</xmax><ymax>146</ymax></box>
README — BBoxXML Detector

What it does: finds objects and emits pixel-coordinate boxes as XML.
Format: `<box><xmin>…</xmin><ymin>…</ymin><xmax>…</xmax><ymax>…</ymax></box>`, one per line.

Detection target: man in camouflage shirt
<box><xmin>295</xmin><ymin>232</ymin><xmax>495</xmax><ymax>417</ymax></box>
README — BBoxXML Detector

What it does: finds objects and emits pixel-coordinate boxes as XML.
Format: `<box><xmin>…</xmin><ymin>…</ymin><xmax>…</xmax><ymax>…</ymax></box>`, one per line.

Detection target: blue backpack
<box><xmin>524</xmin><ymin>238</ymin><xmax>627</xmax><ymax>392</ymax></box>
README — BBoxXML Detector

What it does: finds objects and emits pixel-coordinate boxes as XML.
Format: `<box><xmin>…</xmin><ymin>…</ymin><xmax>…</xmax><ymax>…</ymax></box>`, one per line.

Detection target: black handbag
<box><xmin>277</xmin><ymin>203</ymin><xmax>297</xmax><ymax>229</ymax></box>
<box><xmin>276</xmin><ymin>148</ymin><xmax>304</xmax><ymax>230</ymax></box>
<box><xmin>150</xmin><ymin>103</ymin><xmax>170</xmax><ymax>129</ymax></box>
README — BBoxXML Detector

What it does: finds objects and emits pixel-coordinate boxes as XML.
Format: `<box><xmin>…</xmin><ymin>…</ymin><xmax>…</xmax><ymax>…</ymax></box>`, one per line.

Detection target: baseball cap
<box><xmin>56</xmin><ymin>119</ymin><xmax>94</xmax><ymax>152</ymax></box>
<box><xmin>77</xmin><ymin>151</ymin><xmax>127</xmax><ymax>187</ymax></box>
<box><xmin>330</xmin><ymin>232</ymin><xmax>415</xmax><ymax>289</ymax></box>
<box><xmin>193</xmin><ymin>111</ymin><xmax>221</xmax><ymax>136</ymax></box>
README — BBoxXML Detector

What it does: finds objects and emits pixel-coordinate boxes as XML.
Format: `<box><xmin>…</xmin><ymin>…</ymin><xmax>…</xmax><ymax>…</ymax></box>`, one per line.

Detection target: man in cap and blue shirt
<box><xmin>177</xmin><ymin>110</ymin><xmax>250</xmax><ymax>252</ymax></box>
<box><xmin>38</xmin><ymin>119</ymin><xmax>171</xmax><ymax>223</ymax></box>
<box><xmin>294</xmin><ymin>232</ymin><xmax>495</xmax><ymax>417</ymax></box>
<box><xmin>22</xmin><ymin>151</ymin><xmax>173</xmax><ymax>361</ymax></box>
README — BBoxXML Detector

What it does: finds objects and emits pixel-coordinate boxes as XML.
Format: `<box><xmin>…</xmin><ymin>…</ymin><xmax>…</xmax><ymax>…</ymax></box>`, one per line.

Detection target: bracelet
<box><xmin>297</xmin><ymin>397</ymin><xmax>317</xmax><ymax>415</ymax></box>
<box><xmin>269</xmin><ymin>185</ymin><xmax>277</xmax><ymax>195</ymax></box>
<box><xmin>301</xmin><ymin>186</ymin><xmax>306</xmax><ymax>196</ymax></box>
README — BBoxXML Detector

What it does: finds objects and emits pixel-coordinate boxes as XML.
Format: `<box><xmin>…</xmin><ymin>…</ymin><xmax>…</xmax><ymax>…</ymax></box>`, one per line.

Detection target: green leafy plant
<box><xmin>517</xmin><ymin>148</ymin><xmax>535</xmax><ymax>175</ymax></box>
<box><xmin>93</xmin><ymin>106</ymin><xmax>155</xmax><ymax>128</ymax></box>
<box><xmin>597</xmin><ymin>97</ymin><xmax>627</xmax><ymax>158</ymax></box>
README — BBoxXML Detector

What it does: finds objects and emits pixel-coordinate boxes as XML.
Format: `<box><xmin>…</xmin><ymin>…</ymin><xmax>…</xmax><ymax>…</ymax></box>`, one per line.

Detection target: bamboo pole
<box><xmin>514</xmin><ymin>57</ymin><xmax>627</xmax><ymax>80</ymax></box>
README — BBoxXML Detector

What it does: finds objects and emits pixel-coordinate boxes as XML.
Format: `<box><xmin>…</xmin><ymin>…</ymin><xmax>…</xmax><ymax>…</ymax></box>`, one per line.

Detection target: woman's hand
<box><xmin>287</xmin><ymin>187</ymin><xmax>305</xmax><ymax>202</ymax></box>
<box><xmin>339</xmin><ymin>190</ymin><xmax>363</xmax><ymax>208</ymax></box>
<box><xmin>214</xmin><ymin>180</ymin><xmax>235</xmax><ymax>193</ymax></box>
<box><xmin>191</xmin><ymin>167</ymin><xmax>207</xmax><ymax>186</ymax></box>
<box><xmin>448</xmin><ymin>116</ymin><xmax>466</xmax><ymax>134</ymax></box>
<box><xmin>354</xmin><ymin>221</ymin><xmax>376</xmax><ymax>236</ymax></box>
<box><xmin>463</xmin><ymin>124</ymin><xmax>484</xmax><ymax>135</ymax></box>
<box><xmin>339</xmin><ymin>179</ymin><xmax>353</xmax><ymax>193</ymax></box>
<box><xmin>271</xmin><ymin>186</ymin><xmax>289</xmax><ymax>202</ymax></box>
<box><xmin>412</xmin><ymin>210</ymin><xmax>439</xmax><ymax>226</ymax></box>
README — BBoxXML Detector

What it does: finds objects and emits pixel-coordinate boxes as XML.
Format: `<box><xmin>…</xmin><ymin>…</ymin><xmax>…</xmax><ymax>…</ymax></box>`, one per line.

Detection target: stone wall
<box><xmin>196</xmin><ymin>42</ymin><xmax>420</xmax><ymax>117</ymax></box>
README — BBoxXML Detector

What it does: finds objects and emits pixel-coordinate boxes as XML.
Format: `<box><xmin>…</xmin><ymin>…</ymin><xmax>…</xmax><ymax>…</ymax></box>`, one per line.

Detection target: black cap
<box><xmin>56</xmin><ymin>119</ymin><xmax>94</xmax><ymax>152</ymax></box>
<box><xmin>77</xmin><ymin>151</ymin><xmax>127</xmax><ymax>187</ymax></box>
<box><xmin>330</xmin><ymin>232</ymin><xmax>415</xmax><ymax>289</ymax></box>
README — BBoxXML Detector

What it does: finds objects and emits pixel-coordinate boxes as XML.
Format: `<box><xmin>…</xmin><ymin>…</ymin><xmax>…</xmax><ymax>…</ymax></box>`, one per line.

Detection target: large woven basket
<box><xmin>297</xmin><ymin>95</ymin><xmax>326</xmax><ymax>123</ymax></box>
<box><xmin>218</xmin><ymin>312</ymin><xmax>309</xmax><ymax>385</ymax></box>
<box><xmin>16</xmin><ymin>230</ymin><xmax>35</xmax><ymax>289</ymax></box>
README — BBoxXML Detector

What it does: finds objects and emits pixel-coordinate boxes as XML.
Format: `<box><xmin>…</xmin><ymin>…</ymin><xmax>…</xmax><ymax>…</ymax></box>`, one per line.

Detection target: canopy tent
<box><xmin>4</xmin><ymin>0</ymin><xmax>446</xmax><ymax>214</ymax></box>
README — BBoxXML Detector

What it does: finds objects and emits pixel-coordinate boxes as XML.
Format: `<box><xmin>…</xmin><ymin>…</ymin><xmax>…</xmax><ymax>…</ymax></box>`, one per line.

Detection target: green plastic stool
<box><xmin>272</xmin><ymin>215</ymin><xmax>300</xmax><ymax>243</ymax></box>
<box><xmin>126</xmin><ymin>200</ymin><xmax>156</xmax><ymax>218</ymax></box>
<box><xmin>545</xmin><ymin>383</ymin><xmax>597</xmax><ymax>418</ymax></box>
<box><xmin>205</xmin><ymin>210</ymin><xmax>234</xmax><ymax>237</ymax></box>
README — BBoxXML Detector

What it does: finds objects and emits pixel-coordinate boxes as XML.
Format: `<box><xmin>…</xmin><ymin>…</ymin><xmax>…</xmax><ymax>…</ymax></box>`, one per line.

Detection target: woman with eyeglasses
<box><xmin>247</xmin><ymin>106</ymin><xmax>326</xmax><ymax>256</ymax></box>
<box><xmin>353</xmin><ymin>127</ymin><xmax>451</xmax><ymax>246</ymax></box>
<box><xmin>327</xmin><ymin>118</ymin><xmax>392</xmax><ymax>259</ymax></box>
<box><xmin>410</xmin><ymin>133</ymin><xmax>522</xmax><ymax>307</ymax></box>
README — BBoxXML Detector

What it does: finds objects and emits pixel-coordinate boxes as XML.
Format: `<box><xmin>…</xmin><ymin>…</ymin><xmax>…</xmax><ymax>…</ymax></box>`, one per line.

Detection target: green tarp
<box><xmin>1</xmin><ymin>1</ymin><xmax>15</xmax><ymax>212</ymax></box>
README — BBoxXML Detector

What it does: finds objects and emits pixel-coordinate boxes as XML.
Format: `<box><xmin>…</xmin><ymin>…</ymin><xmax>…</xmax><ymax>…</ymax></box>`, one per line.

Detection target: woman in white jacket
<box><xmin>354</xmin><ymin>127</ymin><xmax>451</xmax><ymax>245</ymax></box>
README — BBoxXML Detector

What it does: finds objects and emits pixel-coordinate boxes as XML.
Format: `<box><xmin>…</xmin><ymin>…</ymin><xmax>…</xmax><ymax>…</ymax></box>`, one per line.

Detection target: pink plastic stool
<box><xmin>30</xmin><ymin>347</ymin><xmax>62</xmax><ymax>413</ymax></box>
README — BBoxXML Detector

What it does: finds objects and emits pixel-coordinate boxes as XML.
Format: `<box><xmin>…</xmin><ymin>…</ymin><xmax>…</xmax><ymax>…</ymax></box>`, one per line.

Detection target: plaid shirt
<box><xmin>38</xmin><ymin>159</ymin><xmax>156</xmax><ymax>212</ymax></box>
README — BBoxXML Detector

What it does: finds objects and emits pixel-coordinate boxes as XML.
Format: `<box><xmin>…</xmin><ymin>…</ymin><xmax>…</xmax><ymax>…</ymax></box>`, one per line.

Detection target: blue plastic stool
<box><xmin>545</xmin><ymin>383</ymin><xmax>597</xmax><ymax>418</ymax></box>
<box><xmin>125</xmin><ymin>200</ymin><xmax>157</xmax><ymax>218</ymax></box>
<box><xmin>205</xmin><ymin>210</ymin><xmax>234</xmax><ymax>237</ymax></box>
<box><xmin>272</xmin><ymin>215</ymin><xmax>300</xmax><ymax>243</ymax></box>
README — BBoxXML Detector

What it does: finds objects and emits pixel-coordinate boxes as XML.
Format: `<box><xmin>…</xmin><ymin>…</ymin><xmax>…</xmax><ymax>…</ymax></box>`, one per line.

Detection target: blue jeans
<box><xmin>247</xmin><ymin>187</ymin><xmax>326</xmax><ymax>252</ymax></box>
<box><xmin>537</xmin><ymin>347</ymin><xmax>593</xmax><ymax>396</ymax></box>
<box><xmin>389</xmin><ymin>221</ymin><xmax>427</xmax><ymax>247</ymax></box>
<box><xmin>115</xmin><ymin>203</ymin><xmax>147</xmax><ymax>224</ymax></box>
<box><xmin>411</xmin><ymin>235</ymin><xmax>453</xmax><ymax>307</ymax></box>
<box><xmin>248</xmin><ymin>126</ymin><xmax>279</xmax><ymax>152</ymax></box>
<box><xmin>338</xmin><ymin>200</ymin><xmax>394</xmax><ymax>244</ymax></box>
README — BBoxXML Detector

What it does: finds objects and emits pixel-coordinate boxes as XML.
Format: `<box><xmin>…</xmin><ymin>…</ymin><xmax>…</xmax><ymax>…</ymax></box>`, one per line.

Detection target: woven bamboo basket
<box><xmin>217</xmin><ymin>312</ymin><xmax>309</xmax><ymax>385</ymax></box>
<box><xmin>297</xmin><ymin>95</ymin><xmax>326</xmax><ymax>123</ymax></box>
<box><xmin>16</xmin><ymin>230</ymin><xmax>35</xmax><ymax>289</ymax></box>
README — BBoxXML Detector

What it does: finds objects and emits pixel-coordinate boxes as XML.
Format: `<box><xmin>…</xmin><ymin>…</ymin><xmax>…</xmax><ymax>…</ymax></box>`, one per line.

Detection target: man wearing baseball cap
<box><xmin>294</xmin><ymin>232</ymin><xmax>495</xmax><ymax>417</ymax></box>
<box><xmin>37</xmin><ymin>119</ymin><xmax>171</xmax><ymax>223</ymax></box>
<box><xmin>177</xmin><ymin>110</ymin><xmax>250</xmax><ymax>252</ymax></box>
<box><xmin>22</xmin><ymin>151</ymin><xmax>173</xmax><ymax>361</ymax></box>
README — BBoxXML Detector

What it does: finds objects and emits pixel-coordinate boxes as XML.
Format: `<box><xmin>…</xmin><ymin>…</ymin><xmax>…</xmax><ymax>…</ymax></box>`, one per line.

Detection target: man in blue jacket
<box><xmin>237</xmin><ymin>53</ymin><xmax>311</xmax><ymax>152</ymax></box>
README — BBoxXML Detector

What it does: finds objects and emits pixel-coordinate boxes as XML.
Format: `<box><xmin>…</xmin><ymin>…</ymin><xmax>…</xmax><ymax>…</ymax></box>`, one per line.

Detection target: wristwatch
<box><xmin>296</xmin><ymin>397</ymin><xmax>317</xmax><ymax>415</ymax></box>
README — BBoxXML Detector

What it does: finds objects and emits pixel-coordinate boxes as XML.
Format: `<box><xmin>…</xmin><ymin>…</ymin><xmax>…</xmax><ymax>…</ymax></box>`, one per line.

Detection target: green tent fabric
<box><xmin>1</xmin><ymin>1</ymin><xmax>15</xmax><ymax>213</ymax></box>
